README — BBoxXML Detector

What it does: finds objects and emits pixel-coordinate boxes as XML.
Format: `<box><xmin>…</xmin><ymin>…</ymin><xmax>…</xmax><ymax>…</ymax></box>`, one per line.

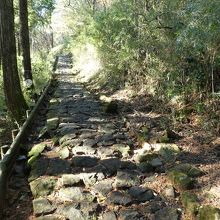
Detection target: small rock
<box><xmin>164</xmin><ymin>186</ymin><xmax>175</xmax><ymax>198</ymax></box>
<box><xmin>80</xmin><ymin>202</ymin><xmax>100</xmax><ymax>219</ymax></box>
<box><xmin>92</xmin><ymin>179</ymin><xmax>113</xmax><ymax>196</ymax></box>
<box><xmin>114</xmin><ymin>170</ymin><xmax>140</xmax><ymax>188</ymax></box>
<box><xmin>157</xmin><ymin>144</ymin><xmax>180</xmax><ymax>162</ymax></box>
<box><xmin>171</xmin><ymin>163</ymin><xmax>203</xmax><ymax>178</ymax></box>
<box><xmin>112</xmin><ymin>144</ymin><xmax>130</xmax><ymax>158</ymax></box>
<box><xmin>107</xmin><ymin>191</ymin><xmax>133</xmax><ymax>206</ymax></box>
<box><xmin>83</xmin><ymin>139</ymin><xmax>97</xmax><ymax>148</ymax></box>
<box><xmin>136</xmin><ymin>153</ymin><xmax>158</xmax><ymax>163</ymax></box>
<box><xmin>33</xmin><ymin>198</ymin><xmax>56</xmax><ymax>215</ymax></box>
<box><xmin>99</xmin><ymin>158</ymin><xmax>122</xmax><ymax>176</ymax></box>
<box><xmin>59</xmin><ymin>147</ymin><xmax>70</xmax><ymax>159</ymax></box>
<box><xmin>142</xmin><ymin>201</ymin><xmax>166</xmax><ymax>214</ymax></box>
<box><xmin>59</xmin><ymin>133</ymin><xmax>77</xmax><ymax>145</ymax></box>
<box><xmin>102</xmin><ymin>211</ymin><xmax>117</xmax><ymax>220</ymax></box>
<box><xmin>57</xmin><ymin>204</ymin><xmax>84</xmax><ymax>220</ymax></box>
<box><xmin>59</xmin><ymin>187</ymin><xmax>95</xmax><ymax>202</ymax></box>
<box><xmin>72</xmin><ymin>145</ymin><xmax>96</xmax><ymax>155</ymax></box>
<box><xmin>150</xmin><ymin>158</ymin><xmax>163</xmax><ymax>167</ymax></box>
<box><xmin>61</xmin><ymin>174</ymin><xmax>82</xmax><ymax>186</ymax></box>
<box><xmin>82</xmin><ymin>172</ymin><xmax>105</xmax><ymax>187</ymax></box>
<box><xmin>128</xmin><ymin>186</ymin><xmax>154</xmax><ymax>202</ymax></box>
<box><xmin>28</xmin><ymin>143</ymin><xmax>46</xmax><ymax>158</ymax></box>
<box><xmin>47</xmin><ymin>117</ymin><xmax>59</xmax><ymax>130</ymax></box>
<box><xmin>154</xmin><ymin>207</ymin><xmax>180</xmax><ymax>220</ymax></box>
<box><xmin>119</xmin><ymin>208</ymin><xmax>144</xmax><ymax>220</ymax></box>
<box><xmin>138</xmin><ymin>162</ymin><xmax>154</xmax><ymax>173</ymax></box>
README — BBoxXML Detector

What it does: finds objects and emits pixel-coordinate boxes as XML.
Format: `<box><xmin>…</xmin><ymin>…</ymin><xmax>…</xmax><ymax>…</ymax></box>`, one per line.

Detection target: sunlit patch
<box><xmin>73</xmin><ymin>43</ymin><xmax>102</xmax><ymax>82</ymax></box>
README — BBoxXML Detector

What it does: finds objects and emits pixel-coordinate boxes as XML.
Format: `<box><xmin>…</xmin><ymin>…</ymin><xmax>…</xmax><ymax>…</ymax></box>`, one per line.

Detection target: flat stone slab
<box><xmin>47</xmin><ymin>159</ymin><xmax>71</xmax><ymax>175</ymax></box>
<box><xmin>59</xmin><ymin>147</ymin><xmax>70</xmax><ymax>159</ymax></box>
<box><xmin>119</xmin><ymin>208</ymin><xmax>144</xmax><ymax>220</ymax></box>
<box><xmin>102</xmin><ymin>211</ymin><xmax>117</xmax><ymax>220</ymax></box>
<box><xmin>72</xmin><ymin>145</ymin><xmax>96</xmax><ymax>155</ymax></box>
<box><xmin>59</xmin><ymin>133</ymin><xmax>77</xmax><ymax>145</ymax></box>
<box><xmin>47</xmin><ymin>117</ymin><xmax>59</xmax><ymax>131</ymax></box>
<box><xmin>58</xmin><ymin>187</ymin><xmax>96</xmax><ymax>202</ymax></box>
<box><xmin>114</xmin><ymin>170</ymin><xmax>140</xmax><ymax>188</ymax></box>
<box><xmin>128</xmin><ymin>186</ymin><xmax>154</xmax><ymax>202</ymax></box>
<box><xmin>92</xmin><ymin>179</ymin><xmax>113</xmax><ymax>196</ymax></box>
<box><xmin>72</xmin><ymin>156</ymin><xmax>99</xmax><ymax>168</ymax></box>
<box><xmin>33</xmin><ymin>198</ymin><xmax>56</xmax><ymax>215</ymax></box>
<box><xmin>99</xmin><ymin>158</ymin><xmax>122</xmax><ymax>176</ymax></box>
<box><xmin>57</xmin><ymin>204</ymin><xmax>84</xmax><ymax>220</ymax></box>
<box><xmin>61</xmin><ymin>174</ymin><xmax>82</xmax><ymax>186</ymax></box>
<box><xmin>30</xmin><ymin>177</ymin><xmax>57</xmax><ymax>198</ymax></box>
<box><xmin>154</xmin><ymin>207</ymin><xmax>180</xmax><ymax>220</ymax></box>
<box><xmin>82</xmin><ymin>172</ymin><xmax>105</xmax><ymax>187</ymax></box>
<box><xmin>107</xmin><ymin>191</ymin><xmax>133</xmax><ymax>206</ymax></box>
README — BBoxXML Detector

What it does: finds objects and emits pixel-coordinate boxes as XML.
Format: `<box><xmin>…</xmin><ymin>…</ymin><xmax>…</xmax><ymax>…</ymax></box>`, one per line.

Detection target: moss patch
<box><xmin>181</xmin><ymin>192</ymin><xmax>199</xmax><ymax>216</ymax></box>
<box><xmin>168</xmin><ymin>170</ymin><xmax>194</xmax><ymax>190</ymax></box>
<box><xmin>170</xmin><ymin>163</ymin><xmax>203</xmax><ymax>178</ymax></box>
<box><xmin>137</xmin><ymin>153</ymin><xmax>159</xmax><ymax>163</ymax></box>
<box><xmin>198</xmin><ymin>206</ymin><xmax>220</xmax><ymax>220</ymax></box>
<box><xmin>28</xmin><ymin>143</ymin><xmax>46</xmax><ymax>158</ymax></box>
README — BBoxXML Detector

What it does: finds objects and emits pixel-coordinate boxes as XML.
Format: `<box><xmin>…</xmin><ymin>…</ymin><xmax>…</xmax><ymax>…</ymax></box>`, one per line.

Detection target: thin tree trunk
<box><xmin>19</xmin><ymin>0</ymin><xmax>33</xmax><ymax>88</ymax></box>
<box><xmin>0</xmin><ymin>0</ymin><xmax>28</xmax><ymax>123</ymax></box>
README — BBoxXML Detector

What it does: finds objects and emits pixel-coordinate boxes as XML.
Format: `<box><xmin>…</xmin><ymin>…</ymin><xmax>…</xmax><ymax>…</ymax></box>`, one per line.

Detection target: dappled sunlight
<box><xmin>73</xmin><ymin>43</ymin><xmax>102</xmax><ymax>82</ymax></box>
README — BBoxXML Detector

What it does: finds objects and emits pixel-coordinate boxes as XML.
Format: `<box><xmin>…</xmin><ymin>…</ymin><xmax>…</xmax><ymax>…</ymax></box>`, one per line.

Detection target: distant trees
<box><xmin>0</xmin><ymin>0</ymin><xmax>28</xmax><ymax>123</ymax></box>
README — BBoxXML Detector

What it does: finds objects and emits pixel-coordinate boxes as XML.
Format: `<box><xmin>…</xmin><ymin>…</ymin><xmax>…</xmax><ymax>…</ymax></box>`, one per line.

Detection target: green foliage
<box><xmin>29</xmin><ymin>0</ymin><xmax>56</xmax><ymax>28</ymax></box>
<box><xmin>60</xmin><ymin>0</ymin><xmax>220</xmax><ymax>97</ymax></box>
<box><xmin>31</xmin><ymin>54</ymin><xmax>51</xmax><ymax>94</ymax></box>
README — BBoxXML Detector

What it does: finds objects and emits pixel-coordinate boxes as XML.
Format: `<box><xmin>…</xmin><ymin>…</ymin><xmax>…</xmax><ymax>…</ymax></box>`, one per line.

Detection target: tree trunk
<box><xmin>19</xmin><ymin>0</ymin><xmax>33</xmax><ymax>88</ymax></box>
<box><xmin>0</xmin><ymin>0</ymin><xmax>28</xmax><ymax>123</ymax></box>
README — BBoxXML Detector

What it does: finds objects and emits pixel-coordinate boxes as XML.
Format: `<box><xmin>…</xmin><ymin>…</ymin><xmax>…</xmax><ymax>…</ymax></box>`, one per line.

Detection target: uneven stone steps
<box><xmin>26</xmin><ymin>55</ymin><xmax>212</xmax><ymax>220</ymax></box>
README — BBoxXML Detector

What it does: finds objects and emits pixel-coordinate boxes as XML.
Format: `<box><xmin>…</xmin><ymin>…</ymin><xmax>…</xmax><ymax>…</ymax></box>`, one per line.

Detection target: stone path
<box><xmin>27</xmin><ymin>56</ymin><xmax>216</xmax><ymax>220</ymax></box>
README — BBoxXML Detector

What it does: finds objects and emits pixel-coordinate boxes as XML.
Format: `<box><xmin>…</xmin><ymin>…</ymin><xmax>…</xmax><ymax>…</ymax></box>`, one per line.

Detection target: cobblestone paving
<box><xmin>28</xmin><ymin>56</ymin><xmax>182</xmax><ymax>220</ymax></box>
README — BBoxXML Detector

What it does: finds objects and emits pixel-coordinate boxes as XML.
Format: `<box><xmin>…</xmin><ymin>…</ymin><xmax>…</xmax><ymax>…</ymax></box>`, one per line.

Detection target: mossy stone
<box><xmin>30</xmin><ymin>177</ymin><xmax>57</xmax><ymax>198</ymax></box>
<box><xmin>198</xmin><ymin>206</ymin><xmax>220</xmax><ymax>220</ymax></box>
<box><xmin>138</xmin><ymin>162</ymin><xmax>154</xmax><ymax>173</ymax></box>
<box><xmin>137</xmin><ymin>153</ymin><xmax>159</xmax><ymax>163</ymax></box>
<box><xmin>188</xmin><ymin>167</ymin><xmax>204</xmax><ymax>177</ymax></box>
<box><xmin>47</xmin><ymin>117</ymin><xmax>59</xmax><ymax>130</ymax></box>
<box><xmin>28</xmin><ymin>155</ymin><xmax>39</xmax><ymax>166</ymax></box>
<box><xmin>159</xmin><ymin>144</ymin><xmax>180</xmax><ymax>162</ymax></box>
<box><xmin>28</xmin><ymin>158</ymin><xmax>49</xmax><ymax>182</ymax></box>
<box><xmin>28</xmin><ymin>143</ymin><xmax>46</xmax><ymax>158</ymax></box>
<box><xmin>168</xmin><ymin>171</ymin><xmax>194</xmax><ymax>190</ymax></box>
<box><xmin>171</xmin><ymin>164</ymin><xmax>203</xmax><ymax>178</ymax></box>
<box><xmin>181</xmin><ymin>192</ymin><xmax>199</xmax><ymax>216</ymax></box>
